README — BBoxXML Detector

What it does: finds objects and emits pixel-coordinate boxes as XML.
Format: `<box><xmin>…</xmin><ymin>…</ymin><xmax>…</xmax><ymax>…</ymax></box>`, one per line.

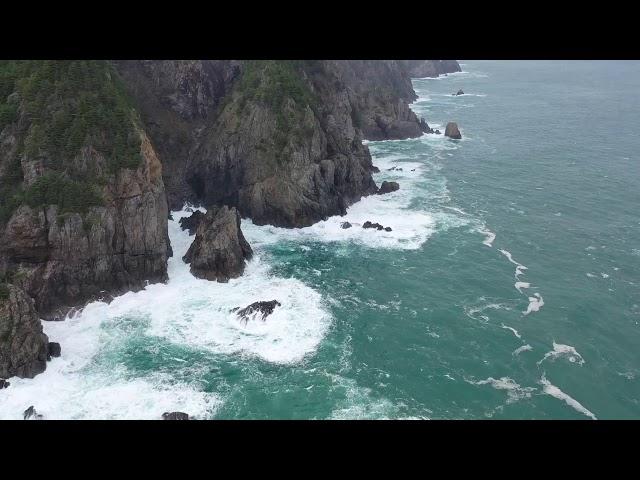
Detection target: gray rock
<box><xmin>179</xmin><ymin>210</ymin><xmax>205</xmax><ymax>235</ymax></box>
<box><xmin>445</xmin><ymin>122</ymin><xmax>462</xmax><ymax>139</ymax></box>
<box><xmin>341</xmin><ymin>222</ymin><xmax>352</xmax><ymax>229</ymax></box>
<box><xmin>0</xmin><ymin>379</ymin><xmax>9</xmax><ymax>389</ymax></box>
<box><xmin>183</xmin><ymin>206</ymin><xmax>253</xmax><ymax>282</ymax></box>
<box><xmin>232</xmin><ymin>300</ymin><xmax>281</xmax><ymax>323</ymax></box>
<box><xmin>48</xmin><ymin>342</ymin><xmax>61</xmax><ymax>359</ymax></box>
<box><xmin>0</xmin><ymin>285</ymin><xmax>49</xmax><ymax>379</ymax></box>
<box><xmin>453</xmin><ymin>89</ymin><xmax>464</xmax><ymax>96</ymax></box>
<box><xmin>23</xmin><ymin>406</ymin><xmax>43</xmax><ymax>420</ymax></box>
<box><xmin>378</xmin><ymin>181</ymin><xmax>400</xmax><ymax>195</ymax></box>
<box><xmin>162</xmin><ymin>412</ymin><xmax>189</xmax><ymax>420</ymax></box>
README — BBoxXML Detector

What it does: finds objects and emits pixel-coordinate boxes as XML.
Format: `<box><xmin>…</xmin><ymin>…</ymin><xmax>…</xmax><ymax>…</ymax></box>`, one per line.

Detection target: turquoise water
<box><xmin>2</xmin><ymin>61</ymin><xmax>639</xmax><ymax>419</ymax></box>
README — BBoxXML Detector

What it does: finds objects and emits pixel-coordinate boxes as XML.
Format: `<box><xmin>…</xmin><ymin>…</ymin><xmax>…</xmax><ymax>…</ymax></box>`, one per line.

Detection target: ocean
<box><xmin>1</xmin><ymin>60</ymin><xmax>639</xmax><ymax>419</ymax></box>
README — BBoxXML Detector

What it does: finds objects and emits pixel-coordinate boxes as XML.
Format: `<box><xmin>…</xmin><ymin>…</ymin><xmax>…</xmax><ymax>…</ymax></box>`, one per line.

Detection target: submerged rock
<box><xmin>378</xmin><ymin>181</ymin><xmax>400</xmax><ymax>195</ymax></box>
<box><xmin>232</xmin><ymin>300</ymin><xmax>281</xmax><ymax>323</ymax></box>
<box><xmin>453</xmin><ymin>89</ymin><xmax>464</xmax><ymax>96</ymax></box>
<box><xmin>23</xmin><ymin>406</ymin><xmax>43</xmax><ymax>420</ymax></box>
<box><xmin>162</xmin><ymin>412</ymin><xmax>189</xmax><ymax>420</ymax></box>
<box><xmin>179</xmin><ymin>210</ymin><xmax>205</xmax><ymax>235</ymax></box>
<box><xmin>0</xmin><ymin>285</ymin><xmax>49</xmax><ymax>379</ymax></box>
<box><xmin>444</xmin><ymin>122</ymin><xmax>462</xmax><ymax>139</ymax></box>
<box><xmin>183</xmin><ymin>206</ymin><xmax>253</xmax><ymax>282</ymax></box>
<box><xmin>341</xmin><ymin>222</ymin><xmax>352</xmax><ymax>229</ymax></box>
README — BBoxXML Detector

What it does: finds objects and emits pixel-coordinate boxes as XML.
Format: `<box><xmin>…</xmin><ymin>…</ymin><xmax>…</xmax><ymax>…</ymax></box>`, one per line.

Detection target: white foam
<box><xmin>537</xmin><ymin>342</ymin><xmax>585</xmax><ymax>366</ymax></box>
<box><xmin>501</xmin><ymin>324</ymin><xmax>522</xmax><ymax>339</ymax></box>
<box><xmin>539</xmin><ymin>374</ymin><xmax>597</xmax><ymax>420</ymax></box>
<box><xmin>468</xmin><ymin>377</ymin><xmax>536</xmax><ymax>404</ymax></box>
<box><xmin>515</xmin><ymin>265</ymin><xmax>528</xmax><ymax>278</ymax></box>
<box><xmin>480</xmin><ymin>228</ymin><xmax>496</xmax><ymax>247</ymax></box>
<box><xmin>0</xmin><ymin>206</ymin><xmax>333</xmax><ymax>419</ymax></box>
<box><xmin>242</xmin><ymin>157</ymin><xmax>438</xmax><ymax>251</ymax></box>
<box><xmin>523</xmin><ymin>293</ymin><xmax>544</xmax><ymax>316</ymax></box>
<box><xmin>513</xmin><ymin>345</ymin><xmax>533</xmax><ymax>356</ymax></box>
<box><xmin>515</xmin><ymin>281</ymin><xmax>531</xmax><ymax>294</ymax></box>
<box><xmin>499</xmin><ymin>249</ymin><xmax>523</xmax><ymax>267</ymax></box>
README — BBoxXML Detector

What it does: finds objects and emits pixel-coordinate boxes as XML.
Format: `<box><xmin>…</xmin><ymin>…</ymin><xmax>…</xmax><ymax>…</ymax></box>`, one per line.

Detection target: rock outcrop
<box><xmin>402</xmin><ymin>60</ymin><xmax>462</xmax><ymax>78</ymax></box>
<box><xmin>162</xmin><ymin>412</ymin><xmax>189</xmax><ymax>420</ymax></box>
<box><xmin>0</xmin><ymin>284</ymin><xmax>49</xmax><ymax>379</ymax></box>
<box><xmin>232</xmin><ymin>300</ymin><xmax>281</xmax><ymax>323</ymax></box>
<box><xmin>444</xmin><ymin>122</ymin><xmax>462</xmax><ymax>139</ymax></box>
<box><xmin>454</xmin><ymin>89</ymin><xmax>464</xmax><ymax>96</ymax></box>
<box><xmin>363</xmin><ymin>221</ymin><xmax>392</xmax><ymax>232</ymax></box>
<box><xmin>183</xmin><ymin>206</ymin><xmax>252</xmax><ymax>282</ymax></box>
<box><xmin>378</xmin><ymin>181</ymin><xmax>400</xmax><ymax>194</ymax></box>
<box><xmin>179</xmin><ymin>210</ymin><xmax>205</xmax><ymax>235</ymax></box>
<box><xmin>23</xmin><ymin>405</ymin><xmax>43</xmax><ymax>420</ymax></box>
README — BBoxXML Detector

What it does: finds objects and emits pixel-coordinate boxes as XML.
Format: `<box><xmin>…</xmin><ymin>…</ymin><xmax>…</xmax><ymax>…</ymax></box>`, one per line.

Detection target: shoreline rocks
<box><xmin>183</xmin><ymin>206</ymin><xmax>253</xmax><ymax>282</ymax></box>
<box><xmin>23</xmin><ymin>406</ymin><xmax>43</xmax><ymax>420</ymax></box>
<box><xmin>444</xmin><ymin>122</ymin><xmax>462</xmax><ymax>139</ymax></box>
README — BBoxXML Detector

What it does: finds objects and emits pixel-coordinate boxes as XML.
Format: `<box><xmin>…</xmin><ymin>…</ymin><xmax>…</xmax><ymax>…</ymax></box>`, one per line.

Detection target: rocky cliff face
<box><xmin>115</xmin><ymin>60</ymin><xmax>432</xmax><ymax>227</ymax></box>
<box><xmin>0</xmin><ymin>61</ymin><xmax>170</xmax><ymax>319</ymax></box>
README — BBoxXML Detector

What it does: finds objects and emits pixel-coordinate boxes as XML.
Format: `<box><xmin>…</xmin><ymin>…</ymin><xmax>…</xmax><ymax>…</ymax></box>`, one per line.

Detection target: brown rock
<box><xmin>444</xmin><ymin>122</ymin><xmax>462</xmax><ymax>139</ymax></box>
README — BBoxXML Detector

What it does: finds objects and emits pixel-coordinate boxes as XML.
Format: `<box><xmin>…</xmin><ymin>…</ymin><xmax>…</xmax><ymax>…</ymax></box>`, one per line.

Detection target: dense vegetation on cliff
<box><xmin>0</xmin><ymin>60</ymin><xmax>142</xmax><ymax>223</ymax></box>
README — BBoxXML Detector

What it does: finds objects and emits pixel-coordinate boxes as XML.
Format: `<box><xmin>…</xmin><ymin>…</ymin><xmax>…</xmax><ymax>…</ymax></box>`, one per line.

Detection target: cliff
<box><xmin>115</xmin><ymin>60</ymin><xmax>431</xmax><ymax>227</ymax></box>
<box><xmin>0</xmin><ymin>61</ymin><xmax>170</xmax><ymax>320</ymax></box>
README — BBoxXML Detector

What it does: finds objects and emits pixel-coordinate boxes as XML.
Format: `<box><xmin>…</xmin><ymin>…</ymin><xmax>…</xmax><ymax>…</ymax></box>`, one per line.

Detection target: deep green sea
<box><xmin>2</xmin><ymin>61</ymin><xmax>639</xmax><ymax>419</ymax></box>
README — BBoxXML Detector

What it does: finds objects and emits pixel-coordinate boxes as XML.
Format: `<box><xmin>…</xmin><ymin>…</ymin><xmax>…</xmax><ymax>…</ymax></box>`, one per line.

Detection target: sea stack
<box><xmin>445</xmin><ymin>122</ymin><xmax>462</xmax><ymax>139</ymax></box>
<box><xmin>182</xmin><ymin>206</ymin><xmax>253</xmax><ymax>282</ymax></box>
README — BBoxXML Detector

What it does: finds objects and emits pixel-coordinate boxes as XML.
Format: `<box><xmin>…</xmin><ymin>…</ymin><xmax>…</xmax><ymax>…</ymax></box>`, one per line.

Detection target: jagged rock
<box><xmin>378</xmin><ymin>181</ymin><xmax>400</xmax><ymax>195</ymax></box>
<box><xmin>363</xmin><ymin>221</ymin><xmax>384</xmax><ymax>231</ymax></box>
<box><xmin>183</xmin><ymin>206</ymin><xmax>252</xmax><ymax>282</ymax></box>
<box><xmin>232</xmin><ymin>300</ymin><xmax>281</xmax><ymax>323</ymax></box>
<box><xmin>0</xmin><ymin>379</ymin><xmax>9</xmax><ymax>389</ymax></box>
<box><xmin>179</xmin><ymin>210</ymin><xmax>205</xmax><ymax>235</ymax></box>
<box><xmin>371</xmin><ymin>166</ymin><xmax>380</xmax><ymax>173</ymax></box>
<box><xmin>434</xmin><ymin>130</ymin><xmax>441</xmax><ymax>135</ymax></box>
<box><xmin>23</xmin><ymin>406</ymin><xmax>43</xmax><ymax>420</ymax></box>
<box><xmin>385</xmin><ymin>227</ymin><xmax>392</xmax><ymax>232</ymax></box>
<box><xmin>453</xmin><ymin>89</ymin><xmax>464</xmax><ymax>96</ymax></box>
<box><xmin>162</xmin><ymin>412</ymin><xmax>189</xmax><ymax>420</ymax></box>
<box><xmin>0</xmin><ymin>285</ymin><xmax>49</xmax><ymax>379</ymax></box>
<box><xmin>445</xmin><ymin>122</ymin><xmax>462</xmax><ymax>139</ymax></box>
<box><xmin>341</xmin><ymin>222</ymin><xmax>352</xmax><ymax>229</ymax></box>
<box><xmin>48</xmin><ymin>342</ymin><xmax>61</xmax><ymax>359</ymax></box>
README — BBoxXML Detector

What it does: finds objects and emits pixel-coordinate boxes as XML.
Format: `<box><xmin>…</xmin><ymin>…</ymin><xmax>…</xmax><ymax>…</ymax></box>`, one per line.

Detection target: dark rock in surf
<box><xmin>384</xmin><ymin>227</ymin><xmax>392</xmax><ymax>232</ymax></box>
<box><xmin>179</xmin><ymin>210</ymin><xmax>205</xmax><ymax>235</ymax></box>
<box><xmin>0</xmin><ymin>379</ymin><xmax>9</xmax><ymax>389</ymax></box>
<box><xmin>434</xmin><ymin>130</ymin><xmax>441</xmax><ymax>135</ymax></box>
<box><xmin>232</xmin><ymin>300</ymin><xmax>281</xmax><ymax>323</ymax></box>
<box><xmin>377</xmin><ymin>181</ymin><xmax>400</xmax><ymax>195</ymax></box>
<box><xmin>183</xmin><ymin>206</ymin><xmax>253</xmax><ymax>282</ymax></box>
<box><xmin>371</xmin><ymin>166</ymin><xmax>380</xmax><ymax>173</ymax></box>
<box><xmin>162</xmin><ymin>412</ymin><xmax>189</xmax><ymax>420</ymax></box>
<box><xmin>341</xmin><ymin>222</ymin><xmax>352</xmax><ymax>229</ymax></box>
<box><xmin>23</xmin><ymin>406</ymin><xmax>43</xmax><ymax>420</ymax></box>
<box><xmin>453</xmin><ymin>89</ymin><xmax>464</xmax><ymax>96</ymax></box>
<box><xmin>444</xmin><ymin>122</ymin><xmax>462</xmax><ymax>139</ymax></box>
<box><xmin>47</xmin><ymin>342</ymin><xmax>61</xmax><ymax>359</ymax></box>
